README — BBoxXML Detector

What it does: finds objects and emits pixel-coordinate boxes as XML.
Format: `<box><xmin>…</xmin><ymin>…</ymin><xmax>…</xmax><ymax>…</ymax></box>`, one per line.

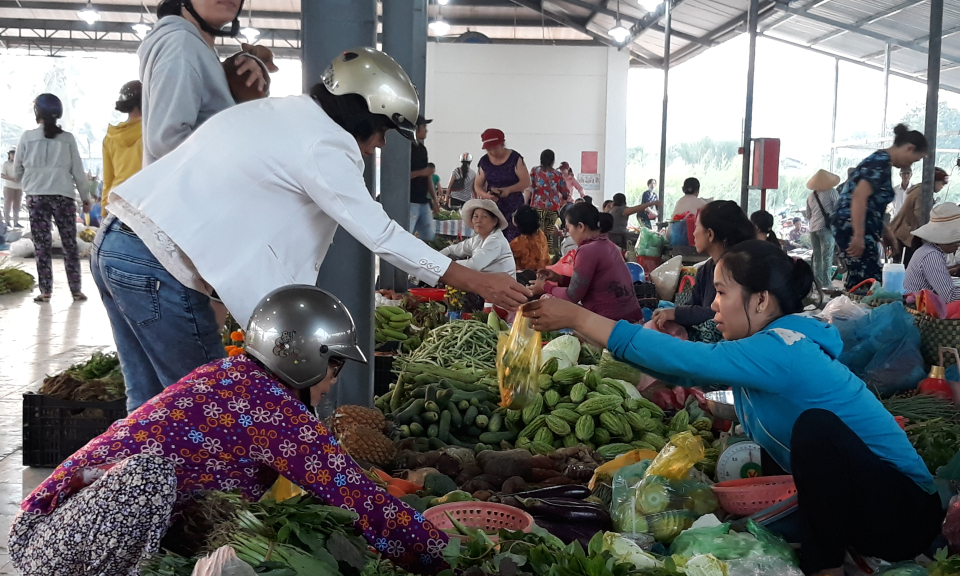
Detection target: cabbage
<box><xmin>541</xmin><ymin>336</ymin><xmax>581</xmax><ymax>370</ymax></box>
<box><xmin>601</xmin><ymin>532</ymin><xmax>661</xmax><ymax>570</ymax></box>
<box><xmin>683</xmin><ymin>554</ymin><xmax>729</xmax><ymax>576</ymax></box>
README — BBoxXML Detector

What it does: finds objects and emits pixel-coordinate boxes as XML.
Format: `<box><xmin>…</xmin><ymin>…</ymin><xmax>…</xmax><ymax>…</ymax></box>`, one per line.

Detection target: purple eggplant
<box><xmin>514</xmin><ymin>497</ymin><xmax>612</xmax><ymax>528</ymax></box>
<box><xmin>512</xmin><ymin>485</ymin><xmax>591</xmax><ymax>500</ymax></box>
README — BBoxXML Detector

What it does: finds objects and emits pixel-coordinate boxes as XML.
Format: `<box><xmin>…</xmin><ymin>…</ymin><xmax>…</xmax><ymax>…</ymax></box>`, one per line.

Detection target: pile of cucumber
<box><xmin>375</xmin><ymin>305</ymin><xmax>422</xmax><ymax>351</ymax></box>
<box><xmin>375</xmin><ymin>362</ymin><xmax>517</xmax><ymax>451</ymax></box>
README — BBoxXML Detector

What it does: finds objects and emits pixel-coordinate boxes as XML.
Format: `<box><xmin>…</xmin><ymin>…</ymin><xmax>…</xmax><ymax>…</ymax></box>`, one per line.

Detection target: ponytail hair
<box><xmin>33</xmin><ymin>93</ymin><xmax>63</xmax><ymax>140</ymax></box>
<box><xmin>750</xmin><ymin>210</ymin><xmax>780</xmax><ymax>247</ymax></box>
<box><xmin>700</xmin><ymin>200</ymin><xmax>756</xmax><ymax>250</ymax></box>
<box><xmin>892</xmin><ymin>123</ymin><xmax>928</xmax><ymax>154</ymax></box>
<box><xmin>598</xmin><ymin>213</ymin><xmax>614</xmax><ymax>234</ymax></box>
<box><xmin>719</xmin><ymin>240</ymin><xmax>817</xmax><ymax>317</ymax></box>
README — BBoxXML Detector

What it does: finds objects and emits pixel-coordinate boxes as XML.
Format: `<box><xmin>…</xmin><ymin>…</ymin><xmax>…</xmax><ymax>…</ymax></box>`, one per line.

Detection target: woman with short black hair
<box><xmin>524</xmin><ymin>240</ymin><xmax>943</xmax><ymax>576</ymax></box>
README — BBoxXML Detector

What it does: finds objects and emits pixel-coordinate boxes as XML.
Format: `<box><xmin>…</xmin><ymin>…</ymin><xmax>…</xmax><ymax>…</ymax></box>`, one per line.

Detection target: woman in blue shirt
<box><xmin>524</xmin><ymin>240</ymin><xmax>943</xmax><ymax>576</ymax></box>
<box><xmin>832</xmin><ymin>124</ymin><xmax>927</xmax><ymax>289</ymax></box>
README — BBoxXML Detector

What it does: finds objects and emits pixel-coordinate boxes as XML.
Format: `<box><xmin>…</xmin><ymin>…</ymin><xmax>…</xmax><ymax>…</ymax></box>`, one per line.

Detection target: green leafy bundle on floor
<box><xmin>39</xmin><ymin>351</ymin><xmax>125</xmax><ymax>402</ymax></box>
<box><xmin>0</xmin><ymin>258</ymin><xmax>34</xmax><ymax>295</ymax></box>
<box><xmin>143</xmin><ymin>492</ymin><xmax>378</xmax><ymax>576</ymax></box>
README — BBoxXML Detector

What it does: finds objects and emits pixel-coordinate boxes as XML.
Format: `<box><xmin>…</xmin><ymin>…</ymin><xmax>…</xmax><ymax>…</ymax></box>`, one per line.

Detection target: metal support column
<box><xmin>380</xmin><ymin>0</ymin><xmax>428</xmax><ymax>291</ymax></box>
<box><xmin>657</xmin><ymin>0</ymin><xmax>671</xmax><ymax>224</ymax></box>
<box><xmin>302</xmin><ymin>0</ymin><xmax>378</xmax><ymax>409</ymax></box>
<box><xmin>881</xmin><ymin>43</ymin><xmax>891</xmax><ymax>137</ymax></box>
<box><xmin>920</xmin><ymin>0</ymin><xmax>943</xmax><ymax>225</ymax></box>
<box><xmin>830</xmin><ymin>58</ymin><xmax>839</xmax><ymax>173</ymax></box>
<box><xmin>739</xmin><ymin>0</ymin><xmax>759</xmax><ymax>212</ymax></box>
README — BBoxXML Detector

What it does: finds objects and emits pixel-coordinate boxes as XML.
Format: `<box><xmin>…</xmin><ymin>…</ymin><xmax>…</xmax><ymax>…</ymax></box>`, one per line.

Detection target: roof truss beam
<box><xmin>0</xmin><ymin>1</ymin><xmax>296</xmax><ymax>21</ymax></box>
<box><xmin>776</xmin><ymin>4</ymin><xmax>960</xmax><ymax>68</ymax></box>
<box><xmin>804</xmin><ymin>0</ymin><xmax>925</xmax><ymax>46</ymax></box>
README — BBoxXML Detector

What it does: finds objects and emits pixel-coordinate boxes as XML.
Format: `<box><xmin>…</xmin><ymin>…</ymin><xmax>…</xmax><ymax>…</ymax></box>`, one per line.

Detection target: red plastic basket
<box><xmin>409</xmin><ymin>288</ymin><xmax>447</xmax><ymax>302</ymax></box>
<box><xmin>424</xmin><ymin>502</ymin><xmax>534</xmax><ymax>541</ymax></box>
<box><xmin>711</xmin><ymin>475</ymin><xmax>796</xmax><ymax>517</ymax></box>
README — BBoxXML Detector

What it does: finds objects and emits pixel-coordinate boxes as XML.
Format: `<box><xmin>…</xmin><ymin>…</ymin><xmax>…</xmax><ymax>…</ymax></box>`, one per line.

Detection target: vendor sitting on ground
<box><xmin>652</xmin><ymin>200</ymin><xmax>755</xmax><ymax>330</ymax></box>
<box><xmin>510</xmin><ymin>205</ymin><xmax>551</xmax><ymax>275</ymax></box>
<box><xmin>531</xmin><ymin>202</ymin><xmax>642</xmax><ymax>323</ymax></box>
<box><xmin>904</xmin><ymin>203</ymin><xmax>960</xmax><ymax>303</ymax></box>
<box><xmin>440</xmin><ymin>199</ymin><xmax>517</xmax><ymax>279</ymax></box>
<box><xmin>523</xmin><ymin>240</ymin><xmax>943</xmax><ymax>576</ymax></box>
<box><xmin>11</xmin><ymin>285</ymin><xmax>448</xmax><ymax>576</ymax></box>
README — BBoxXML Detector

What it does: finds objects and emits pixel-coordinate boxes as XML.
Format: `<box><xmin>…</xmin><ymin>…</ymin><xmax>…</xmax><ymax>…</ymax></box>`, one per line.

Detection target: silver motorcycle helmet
<box><xmin>244</xmin><ymin>285</ymin><xmax>367</xmax><ymax>390</ymax></box>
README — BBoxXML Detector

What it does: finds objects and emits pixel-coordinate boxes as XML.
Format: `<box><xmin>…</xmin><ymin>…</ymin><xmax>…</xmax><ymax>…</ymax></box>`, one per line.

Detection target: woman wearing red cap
<box><xmin>474</xmin><ymin>129</ymin><xmax>531</xmax><ymax>241</ymax></box>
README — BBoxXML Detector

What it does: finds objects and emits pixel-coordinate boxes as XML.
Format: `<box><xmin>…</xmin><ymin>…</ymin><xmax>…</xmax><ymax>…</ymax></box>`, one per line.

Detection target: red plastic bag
<box><xmin>548</xmin><ymin>249</ymin><xmax>576</xmax><ymax>278</ymax></box>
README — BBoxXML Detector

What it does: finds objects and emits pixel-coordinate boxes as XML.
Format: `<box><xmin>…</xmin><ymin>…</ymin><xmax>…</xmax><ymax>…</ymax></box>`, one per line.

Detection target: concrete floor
<box><xmin>0</xmin><ymin>255</ymin><xmax>114</xmax><ymax>573</ymax></box>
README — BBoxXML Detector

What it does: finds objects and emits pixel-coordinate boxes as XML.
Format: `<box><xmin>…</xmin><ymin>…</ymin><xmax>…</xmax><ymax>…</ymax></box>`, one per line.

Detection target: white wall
<box><xmin>424</xmin><ymin>43</ymin><xmax>627</xmax><ymax>201</ymax></box>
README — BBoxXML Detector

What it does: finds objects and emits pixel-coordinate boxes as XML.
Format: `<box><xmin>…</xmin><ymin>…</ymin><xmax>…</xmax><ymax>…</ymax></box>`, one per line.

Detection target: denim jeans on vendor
<box><xmin>409</xmin><ymin>201</ymin><xmax>435</xmax><ymax>241</ymax></box>
<box><xmin>91</xmin><ymin>215</ymin><xmax>225</xmax><ymax>412</ymax></box>
<box><xmin>810</xmin><ymin>229</ymin><xmax>835</xmax><ymax>290</ymax></box>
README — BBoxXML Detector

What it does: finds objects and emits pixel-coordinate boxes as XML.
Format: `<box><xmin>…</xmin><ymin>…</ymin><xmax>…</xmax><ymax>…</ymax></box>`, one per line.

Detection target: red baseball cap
<box><xmin>481</xmin><ymin>128</ymin><xmax>505</xmax><ymax>150</ymax></box>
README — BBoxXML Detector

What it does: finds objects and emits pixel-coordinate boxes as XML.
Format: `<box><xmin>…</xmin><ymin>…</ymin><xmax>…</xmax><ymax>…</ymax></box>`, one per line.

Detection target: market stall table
<box><xmin>435</xmin><ymin>219</ymin><xmax>474</xmax><ymax>238</ymax></box>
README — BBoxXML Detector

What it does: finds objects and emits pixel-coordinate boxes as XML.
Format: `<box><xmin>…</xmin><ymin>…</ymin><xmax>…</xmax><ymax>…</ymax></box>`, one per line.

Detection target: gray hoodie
<box><xmin>138</xmin><ymin>16</ymin><xmax>235</xmax><ymax>167</ymax></box>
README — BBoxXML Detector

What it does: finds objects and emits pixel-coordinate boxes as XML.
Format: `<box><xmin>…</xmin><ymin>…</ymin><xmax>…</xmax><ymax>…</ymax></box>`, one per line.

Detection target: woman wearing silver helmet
<box><xmin>12</xmin><ymin>285</ymin><xmax>450</xmax><ymax>575</ymax></box>
<box><xmin>94</xmin><ymin>47</ymin><xmax>531</xmax><ymax>413</ymax></box>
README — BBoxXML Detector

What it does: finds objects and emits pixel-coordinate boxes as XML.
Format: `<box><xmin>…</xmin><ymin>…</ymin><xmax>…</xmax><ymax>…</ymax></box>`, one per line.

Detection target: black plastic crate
<box><xmin>22</xmin><ymin>393</ymin><xmax>127</xmax><ymax>468</ymax></box>
<box><xmin>374</xmin><ymin>354</ymin><xmax>396</xmax><ymax>399</ymax></box>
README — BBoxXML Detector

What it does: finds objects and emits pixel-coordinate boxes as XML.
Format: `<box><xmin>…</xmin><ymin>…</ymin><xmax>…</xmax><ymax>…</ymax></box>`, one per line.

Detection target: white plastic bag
<box><xmin>650</xmin><ymin>255</ymin><xmax>683</xmax><ymax>301</ymax></box>
<box><xmin>10</xmin><ymin>238</ymin><xmax>35</xmax><ymax>258</ymax></box>
<box><xmin>76</xmin><ymin>238</ymin><xmax>91</xmax><ymax>258</ymax></box>
<box><xmin>191</xmin><ymin>546</ymin><xmax>257</xmax><ymax>576</ymax></box>
<box><xmin>819</xmin><ymin>295</ymin><xmax>866</xmax><ymax>323</ymax></box>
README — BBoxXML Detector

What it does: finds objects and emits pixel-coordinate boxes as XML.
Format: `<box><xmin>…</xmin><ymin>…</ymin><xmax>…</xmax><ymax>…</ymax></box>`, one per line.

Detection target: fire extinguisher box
<box><xmin>751</xmin><ymin>138</ymin><xmax>780</xmax><ymax>190</ymax></box>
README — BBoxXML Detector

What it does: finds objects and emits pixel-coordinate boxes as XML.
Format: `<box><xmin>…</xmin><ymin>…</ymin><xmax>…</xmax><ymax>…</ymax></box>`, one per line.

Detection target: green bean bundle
<box><xmin>397</xmin><ymin>320</ymin><xmax>498</xmax><ymax>371</ymax></box>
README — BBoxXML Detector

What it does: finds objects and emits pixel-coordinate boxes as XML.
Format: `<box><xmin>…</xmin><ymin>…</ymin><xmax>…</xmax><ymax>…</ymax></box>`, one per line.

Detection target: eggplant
<box><xmin>532</xmin><ymin>518</ymin><xmax>605</xmax><ymax>549</ymax></box>
<box><xmin>515</xmin><ymin>497</ymin><xmax>612</xmax><ymax>528</ymax></box>
<box><xmin>512</xmin><ymin>485</ymin><xmax>591</xmax><ymax>500</ymax></box>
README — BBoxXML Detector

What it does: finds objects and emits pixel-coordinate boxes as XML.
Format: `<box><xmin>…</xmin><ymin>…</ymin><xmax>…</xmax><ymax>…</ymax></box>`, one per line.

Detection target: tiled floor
<box><xmin>0</xmin><ymin>255</ymin><xmax>114</xmax><ymax>574</ymax></box>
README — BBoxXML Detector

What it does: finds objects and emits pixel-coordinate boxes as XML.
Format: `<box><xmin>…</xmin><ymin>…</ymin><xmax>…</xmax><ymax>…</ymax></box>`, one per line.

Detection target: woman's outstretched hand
<box><xmin>522</xmin><ymin>298</ymin><xmax>584</xmax><ymax>332</ymax></box>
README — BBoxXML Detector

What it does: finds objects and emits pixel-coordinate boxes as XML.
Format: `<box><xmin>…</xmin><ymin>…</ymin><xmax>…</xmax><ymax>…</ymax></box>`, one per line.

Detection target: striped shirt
<box><xmin>806</xmin><ymin>189</ymin><xmax>839</xmax><ymax>233</ymax></box>
<box><xmin>904</xmin><ymin>242</ymin><xmax>960</xmax><ymax>303</ymax></box>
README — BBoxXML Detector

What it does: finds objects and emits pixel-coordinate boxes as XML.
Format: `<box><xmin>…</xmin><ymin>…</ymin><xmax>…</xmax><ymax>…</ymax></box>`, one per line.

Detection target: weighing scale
<box><xmin>715</xmin><ymin>440</ymin><xmax>763</xmax><ymax>482</ymax></box>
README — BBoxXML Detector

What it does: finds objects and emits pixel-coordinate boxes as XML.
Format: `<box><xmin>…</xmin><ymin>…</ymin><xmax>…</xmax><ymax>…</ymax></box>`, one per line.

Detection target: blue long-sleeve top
<box><xmin>607</xmin><ymin>314</ymin><xmax>934</xmax><ymax>492</ymax></box>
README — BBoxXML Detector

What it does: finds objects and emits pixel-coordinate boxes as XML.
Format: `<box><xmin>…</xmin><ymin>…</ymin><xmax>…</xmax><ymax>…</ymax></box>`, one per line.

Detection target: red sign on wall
<box><xmin>581</xmin><ymin>151</ymin><xmax>598</xmax><ymax>174</ymax></box>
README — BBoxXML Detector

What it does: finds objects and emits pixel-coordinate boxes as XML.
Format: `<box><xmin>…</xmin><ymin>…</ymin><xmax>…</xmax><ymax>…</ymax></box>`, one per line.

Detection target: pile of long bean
<box><xmin>396</xmin><ymin>320</ymin><xmax>498</xmax><ymax>371</ymax></box>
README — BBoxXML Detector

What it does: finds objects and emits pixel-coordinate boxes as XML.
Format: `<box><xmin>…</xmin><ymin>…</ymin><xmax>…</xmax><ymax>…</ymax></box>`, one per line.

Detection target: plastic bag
<box><xmin>541</xmin><ymin>335</ymin><xmax>581</xmax><ymax>371</ymax></box>
<box><xmin>819</xmin><ymin>295</ymin><xmax>866</xmax><ymax>323</ymax></box>
<box><xmin>611</xmin><ymin>432</ymin><xmax>718</xmax><ymax>543</ymax></box>
<box><xmin>497</xmin><ymin>312</ymin><xmax>541</xmax><ymax>410</ymax></box>
<box><xmin>651</xmin><ymin>256</ymin><xmax>683</xmax><ymax>302</ymax></box>
<box><xmin>727</xmin><ymin>558</ymin><xmax>804</xmax><ymax>576</ymax></box>
<box><xmin>669</xmin><ymin>520</ymin><xmax>798</xmax><ymax>565</ymax></box>
<box><xmin>834</xmin><ymin>302</ymin><xmax>924</xmax><ymax>395</ymax></box>
<box><xmin>191</xmin><ymin>546</ymin><xmax>258</xmax><ymax>576</ymax></box>
<box><xmin>669</xmin><ymin>221</ymin><xmax>689</xmax><ymax>246</ymax></box>
<box><xmin>636</xmin><ymin>227</ymin><xmax>665</xmax><ymax>257</ymax></box>
<box><xmin>10</xmin><ymin>238</ymin><xmax>35</xmax><ymax>258</ymax></box>
<box><xmin>548</xmin><ymin>249</ymin><xmax>576</xmax><ymax>277</ymax></box>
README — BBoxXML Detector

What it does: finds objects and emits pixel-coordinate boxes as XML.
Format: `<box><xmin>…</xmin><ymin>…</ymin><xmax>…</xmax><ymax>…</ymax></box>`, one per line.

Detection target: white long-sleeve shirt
<box><xmin>109</xmin><ymin>94</ymin><xmax>451</xmax><ymax>325</ymax></box>
<box><xmin>440</xmin><ymin>229</ymin><xmax>517</xmax><ymax>278</ymax></box>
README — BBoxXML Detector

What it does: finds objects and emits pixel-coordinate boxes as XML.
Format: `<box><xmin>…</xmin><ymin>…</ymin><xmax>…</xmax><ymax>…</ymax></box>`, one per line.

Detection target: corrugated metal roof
<box><xmin>0</xmin><ymin>0</ymin><xmax>954</xmax><ymax>97</ymax></box>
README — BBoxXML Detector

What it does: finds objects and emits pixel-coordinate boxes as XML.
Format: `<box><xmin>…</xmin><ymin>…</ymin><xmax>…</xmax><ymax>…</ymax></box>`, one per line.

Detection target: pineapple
<box><xmin>338</xmin><ymin>426</ymin><xmax>397</xmax><ymax>467</ymax></box>
<box><xmin>331</xmin><ymin>405</ymin><xmax>386</xmax><ymax>435</ymax></box>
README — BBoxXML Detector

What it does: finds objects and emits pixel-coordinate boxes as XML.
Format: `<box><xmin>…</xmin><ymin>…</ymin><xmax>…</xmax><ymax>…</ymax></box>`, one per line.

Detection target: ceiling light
<box><xmin>608</xmin><ymin>23</ymin><xmax>631</xmax><ymax>43</ymax></box>
<box><xmin>429</xmin><ymin>18</ymin><xmax>451</xmax><ymax>35</ymax></box>
<box><xmin>437</xmin><ymin>0</ymin><xmax>449</xmax><ymax>4</ymax></box>
<box><xmin>77</xmin><ymin>1</ymin><xmax>100</xmax><ymax>24</ymax></box>
<box><xmin>241</xmin><ymin>26</ymin><xmax>260</xmax><ymax>43</ymax></box>
<box><xmin>638</xmin><ymin>0</ymin><xmax>663</xmax><ymax>11</ymax></box>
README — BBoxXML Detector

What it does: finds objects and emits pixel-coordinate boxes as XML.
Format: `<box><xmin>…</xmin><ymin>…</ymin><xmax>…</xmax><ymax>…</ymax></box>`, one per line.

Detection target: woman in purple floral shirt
<box><xmin>11</xmin><ymin>286</ymin><xmax>447</xmax><ymax>576</ymax></box>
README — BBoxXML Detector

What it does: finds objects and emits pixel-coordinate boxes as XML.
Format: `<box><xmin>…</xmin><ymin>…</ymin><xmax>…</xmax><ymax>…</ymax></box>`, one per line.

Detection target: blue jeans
<box><xmin>91</xmin><ymin>216</ymin><xmax>225</xmax><ymax>412</ymax></box>
<box><xmin>409</xmin><ymin>202</ymin><xmax>435</xmax><ymax>241</ymax></box>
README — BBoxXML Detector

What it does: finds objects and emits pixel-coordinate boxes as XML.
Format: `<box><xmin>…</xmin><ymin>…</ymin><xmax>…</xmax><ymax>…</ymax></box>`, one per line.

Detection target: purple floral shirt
<box><xmin>21</xmin><ymin>355</ymin><xmax>448</xmax><ymax>573</ymax></box>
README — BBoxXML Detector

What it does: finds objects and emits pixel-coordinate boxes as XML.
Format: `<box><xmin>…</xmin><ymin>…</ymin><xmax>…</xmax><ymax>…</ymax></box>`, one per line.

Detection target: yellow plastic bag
<box><xmin>589</xmin><ymin>449</ymin><xmax>659</xmax><ymax>490</ymax></box>
<box><xmin>497</xmin><ymin>312</ymin><xmax>541</xmax><ymax>410</ymax></box>
<box><xmin>645</xmin><ymin>431</ymin><xmax>705</xmax><ymax>481</ymax></box>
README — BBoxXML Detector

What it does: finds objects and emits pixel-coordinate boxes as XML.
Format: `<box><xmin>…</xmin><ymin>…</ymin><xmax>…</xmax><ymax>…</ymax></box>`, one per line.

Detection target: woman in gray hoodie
<box><xmin>138</xmin><ymin>0</ymin><xmax>267</xmax><ymax>166</ymax></box>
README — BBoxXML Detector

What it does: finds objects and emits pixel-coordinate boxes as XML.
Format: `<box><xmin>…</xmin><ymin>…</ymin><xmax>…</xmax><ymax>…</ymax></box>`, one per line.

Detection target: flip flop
<box><xmin>72</xmin><ymin>292</ymin><xmax>88</xmax><ymax>302</ymax></box>
<box><xmin>34</xmin><ymin>294</ymin><xmax>51</xmax><ymax>303</ymax></box>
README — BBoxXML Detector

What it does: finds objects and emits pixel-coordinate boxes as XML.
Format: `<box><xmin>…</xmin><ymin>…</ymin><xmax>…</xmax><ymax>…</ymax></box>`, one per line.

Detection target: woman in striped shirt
<box><xmin>904</xmin><ymin>203</ymin><xmax>960</xmax><ymax>303</ymax></box>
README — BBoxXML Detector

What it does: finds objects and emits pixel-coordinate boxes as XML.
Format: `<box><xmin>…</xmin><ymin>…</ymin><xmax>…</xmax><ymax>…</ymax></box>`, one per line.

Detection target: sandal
<box><xmin>72</xmin><ymin>292</ymin><xmax>88</xmax><ymax>302</ymax></box>
<box><xmin>34</xmin><ymin>294</ymin><xmax>51</xmax><ymax>303</ymax></box>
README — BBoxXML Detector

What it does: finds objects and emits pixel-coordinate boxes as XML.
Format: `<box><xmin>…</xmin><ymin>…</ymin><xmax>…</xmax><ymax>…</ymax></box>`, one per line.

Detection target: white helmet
<box><xmin>321</xmin><ymin>47</ymin><xmax>420</xmax><ymax>142</ymax></box>
<box><xmin>460</xmin><ymin>153</ymin><xmax>473</xmax><ymax>163</ymax></box>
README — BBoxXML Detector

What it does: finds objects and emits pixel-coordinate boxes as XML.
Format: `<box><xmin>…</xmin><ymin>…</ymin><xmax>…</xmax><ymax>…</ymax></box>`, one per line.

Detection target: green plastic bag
<box><xmin>669</xmin><ymin>519</ymin><xmax>798</xmax><ymax>566</ymax></box>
